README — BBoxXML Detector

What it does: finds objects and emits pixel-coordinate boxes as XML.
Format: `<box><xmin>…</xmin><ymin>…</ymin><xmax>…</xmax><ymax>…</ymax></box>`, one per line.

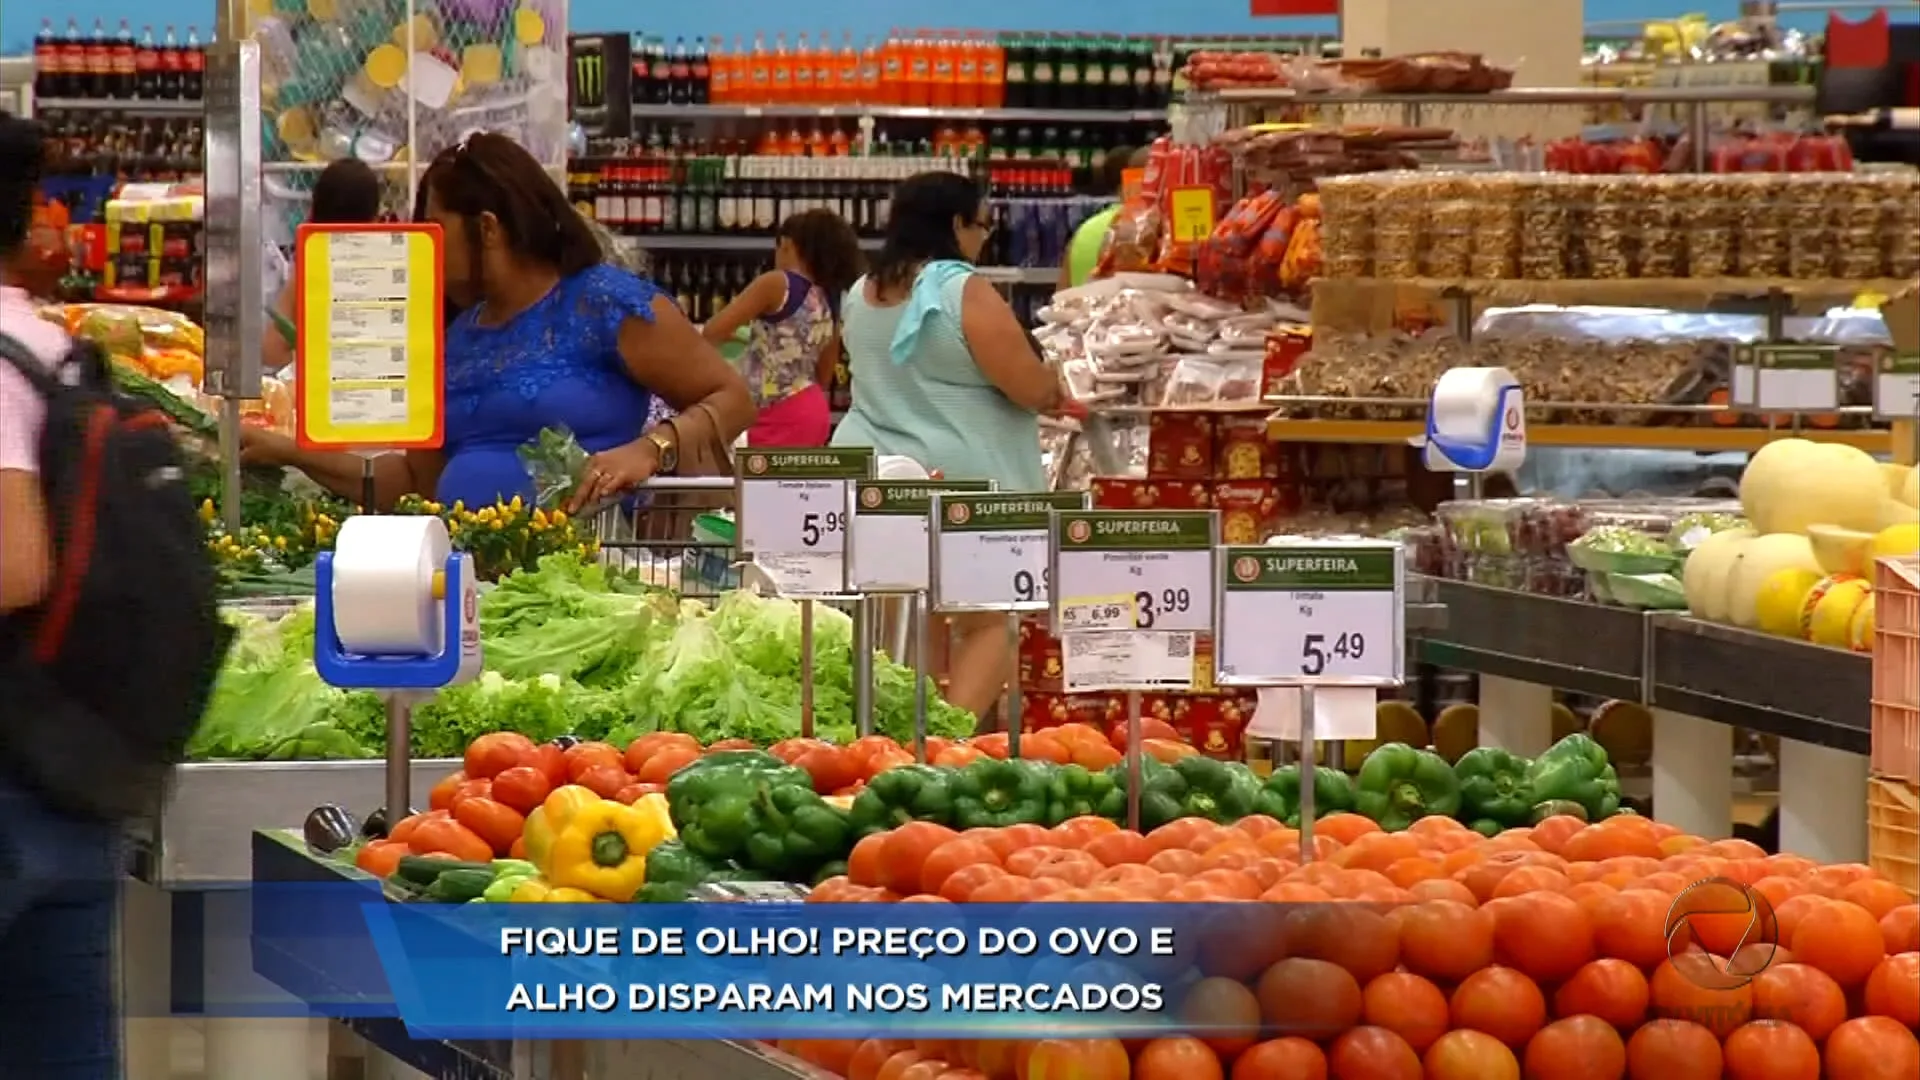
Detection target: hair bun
<box><xmin>0</xmin><ymin>114</ymin><xmax>46</xmax><ymax>184</ymax></box>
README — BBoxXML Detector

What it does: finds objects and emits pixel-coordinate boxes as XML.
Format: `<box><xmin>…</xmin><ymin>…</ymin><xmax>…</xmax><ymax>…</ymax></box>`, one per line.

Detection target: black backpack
<box><xmin>0</xmin><ymin>333</ymin><xmax>230</xmax><ymax>821</ymax></box>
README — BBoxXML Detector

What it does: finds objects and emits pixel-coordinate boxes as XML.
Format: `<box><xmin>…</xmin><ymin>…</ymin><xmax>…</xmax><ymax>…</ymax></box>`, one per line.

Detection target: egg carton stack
<box><xmin>244</xmin><ymin>0</ymin><xmax>570</xmax><ymax>248</ymax></box>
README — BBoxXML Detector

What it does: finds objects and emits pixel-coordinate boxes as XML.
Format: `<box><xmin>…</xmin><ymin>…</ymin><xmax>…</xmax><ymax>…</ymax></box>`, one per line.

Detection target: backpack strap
<box><xmin>0</xmin><ymin>332</ymin><xmax>64</xmax><ymax>398</ymax></box>
<box><xmin>0</xmin><ymin>331</ymin><xmax>106</xmax><ymax>397</ymax></box>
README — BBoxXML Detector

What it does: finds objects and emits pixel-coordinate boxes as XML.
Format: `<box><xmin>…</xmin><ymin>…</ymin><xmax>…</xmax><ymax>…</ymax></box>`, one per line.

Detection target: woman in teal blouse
<box><xmin>833</xmin><ymin>171</ymin><xmax>1062</xmax><ymax>722</ymax></box>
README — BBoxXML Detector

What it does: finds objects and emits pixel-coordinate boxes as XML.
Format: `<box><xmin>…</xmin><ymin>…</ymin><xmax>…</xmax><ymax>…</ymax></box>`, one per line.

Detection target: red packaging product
<box><xmin>1089</xmin><ymin>476</ymin><xmax>1213</xmax><ymax>511</ymax></box>
<box><xmin>1215</xmin><ymin>414</ymin><xmax>1282</xmax><ymax>479</ymax></box>
<box><xmin>1147</xmin><ymin>412</ymin><xmax>1216</xmax><ymax>479</ymax></box>
<box><xmin>1212</xmin><ymin>480</ymin><xmax>1291</xmax><ymax>543</ymax></box>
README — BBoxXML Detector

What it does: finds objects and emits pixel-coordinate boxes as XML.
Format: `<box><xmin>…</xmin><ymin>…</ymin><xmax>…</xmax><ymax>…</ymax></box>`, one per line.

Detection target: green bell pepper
<box><xmin>847</xmin><ymin>765</ymin><xmax>954</xmax><ymax>836</ymax></box>
<box><xmin>1354</xmin><ymin>742</ymin><xmax>1463</xmax><ymax>831</ymax></box>
<box><xmin>644</xmin><ymin>842</ymin><xmax>716</xmax><ymax>887</ymax></box>
<box><xmin>1263</xmin><ymin>764</ymin><xmax>1355</xmax><ymax>826</ymax></box>
<box><xmin>1468</xmin><ymin>818</ymin><xmax>1504</xmax><ymax>838</ymax></box>
<box><xmin>1454</xmin><ymin>747</ymin><xmax>1534</xmax><ymax>826</ymax></box>
<box><xmin>950</xmin><ymin>759</ymin><xmax>1051</xmax><ymax>829</ymax></box>
<box><xmin>667</xmin><ymin>755</ymin><xmax>834</xmax><ymax>869</ymax></box>
<box><xmin>1046</xmin><ymin>764</ymin><xmax>1119</xmax><ymax>825</ymax></box>
<box><xmin>737</xmin><ymin>784</ymin><xmax>853</xmax><ymax>877</ymax></box>
<box><xmin>1109</xmin><ymin>756</ymin><xmax>1262</xmax><ymax>830</ymax></box>
<box><xmin>634</xmin><ymin>881</ymin><xmax>691</xmax><ymax>903</ymax></box>
<box><xmin>1524</xmin><ymin>734</ymin><xmax>1620</xmax><ymax>821</ymax></box>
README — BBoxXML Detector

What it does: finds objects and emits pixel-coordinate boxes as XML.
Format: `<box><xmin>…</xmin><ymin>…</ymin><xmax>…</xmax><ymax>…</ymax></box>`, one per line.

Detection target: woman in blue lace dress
<box><xmin>244</xmin><ymin>134</ymin><xmax>753</xmax><ymax>511</ymax></box>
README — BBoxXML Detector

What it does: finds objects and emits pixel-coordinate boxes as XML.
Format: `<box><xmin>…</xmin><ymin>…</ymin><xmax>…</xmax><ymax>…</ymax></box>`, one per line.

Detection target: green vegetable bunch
<box><xmin>392</xmin><ymin>494</ymin><xmax>599</xmax><ymax>581</ymax></box>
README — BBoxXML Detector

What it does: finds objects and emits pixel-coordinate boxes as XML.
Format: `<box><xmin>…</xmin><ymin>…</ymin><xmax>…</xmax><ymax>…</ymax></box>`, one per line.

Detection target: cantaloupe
<box><xmin>1849</xmin><ymin>595</ymin><xmax>1876</xmax><ymax>652</ymax></box>
<box><xmin>1873</xmin><ymin>522</ymin><xmax>1920</xmax><ymax>561</ymax></box>
<box><xmin>1725</xmin><ymin>533</ymin><xmax>1823</xmax><ymax>629</ymax></box>
<box><xmin>1683</xmin><ymin>526</ymin><xmax>1757</xmax><ymax>621</ymax></box>
<box><xmin>1880</xmin><ymin>463</ymin><xmax>1914</xmax><ymax>501</ymax></box>
<box><xmin>1904</xmin><ymin>467</ymin><xmax>1919</xmax><ymax>509</ymax></box>
<box><xmin>1741</xmin><ymin>439</ymin><xmax>1888</xmax><ymax>536</ymax></box>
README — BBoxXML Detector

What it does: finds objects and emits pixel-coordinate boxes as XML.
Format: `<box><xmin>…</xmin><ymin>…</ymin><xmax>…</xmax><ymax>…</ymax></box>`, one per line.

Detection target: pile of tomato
<box><xmin>779</xmin><ymin>811</ymin><xmax>1920</xmax><ymax>1080</ymax></box>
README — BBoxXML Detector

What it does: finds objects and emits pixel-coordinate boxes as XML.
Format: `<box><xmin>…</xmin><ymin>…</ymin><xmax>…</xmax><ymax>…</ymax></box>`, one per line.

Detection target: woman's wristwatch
<box><xmin>645</xmin><ymin>430</ymin><xmax>679</xmax><ymax>474</ymax></box>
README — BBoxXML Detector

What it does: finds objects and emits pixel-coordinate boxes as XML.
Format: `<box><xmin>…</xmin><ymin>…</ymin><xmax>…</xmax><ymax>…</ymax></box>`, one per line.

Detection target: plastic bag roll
<box><xmin>330</xmin><ymin>515</ymin><xmax>452</xmax><ymax>655</ymax></box>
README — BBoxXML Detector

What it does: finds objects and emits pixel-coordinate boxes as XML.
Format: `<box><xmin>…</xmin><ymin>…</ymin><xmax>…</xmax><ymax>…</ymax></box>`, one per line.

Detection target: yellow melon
<box><xmin>1872</xmin><ymin>522</ymin><xmax>1920</xmax><ymax>561</ymax></box>
<box><xmin>1848</xmin><ymin>594</ymin><xmax>1876</xmax><ymax>652</ymax></box>
<box><xmin>1725</xmin><ymin>533</ymin><xmax>1824</xmax><ymax>629</ymax></box>
<box><xmin>1754</xmin><ymin>567</ymin><xmax>1826</xmax><ymax>637</ymax></box>
<box><xmin>1881</xmin><ymin>463</ymin><xmax>1914</xmax><ymax>501</ymax></box>
<box><xmin>1741</xmin><ymin>439</ymin><xmax>1888</xmax><ymax>536</ymax></box>
<box><xmin>1683</xmin><ymin>526</ymin><xmax>1757</xmax><ymax>622</ymax></box>
<box><xmin>1801</xmin><ymin>574</ymin><xmax>1873</xmax><ymax>647</ymax></box>
<box><xmin>1904</xmin><ymin>467</ymin><xmax>1919</xmax><ymax>509</ymax></box>
<box><xmin>1806</xmin><ymin>524</ymin><xmax>1876</xmax><ymax>577</ymax></box>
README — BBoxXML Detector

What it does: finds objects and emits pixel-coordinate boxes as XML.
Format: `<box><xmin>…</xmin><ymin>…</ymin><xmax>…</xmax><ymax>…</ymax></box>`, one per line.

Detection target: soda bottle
<box><xmin>182</xmin><ymin>26</ymin><xmax>205</xmax><ymax>100</ymax></box>
<box><xmin>770</xmin><ymin>33</ymin><xmax>792</xmax><ymax>103</ymax></box>
<box><xmin>749</xmin><ymin>33</ymin><xmax>771</xmax><ymax>105</ymax></box>
<box><xmin>929</xmin><ymin>30</ymin><xmax>955</xmax><ymax>109</ymax></box>
<box><xmin>58</xmin><ymin>19</ymin><xmax>86</xmax><ymax>98</ymax></box>
<box><xmin>33</xmin><ymin>20</ymin><xmax>60</xmax><ymax>100</ymax></box>
<box><xmin>792</xmin><ymin>33</ymin><xmax>814</xmax><ymax>103</ymax></box>
<box><xmin>689</xmin><ymin>38</ymin><xmax>710</xmax><ymax>104</ymax></box>
<box><xmin>813</xmin><ymin>31</ymin><xmax>835</xmax><ymax>105</ymax></box>
<box><xmin>727</xmin><ymin>36</ymin><xmax>751</xmax><ymax>105</ymax></box>
<box><xmin>858</xmin><ymin>36</ymin><xmax>882</xmax><ymax>105</ymax></box>
<box><xmin>905</xmin><ymin>29</ymin><xmax>932</xmax><ymax>108</ymax></box>
<box><xmin>667</xmin><ymin>36</ymin><xmax>690</xmax><ymax>105</ymax></box>
<box><xmin>86</xmin><ymin>19</ymin><xmax>111</xmax><ymax>99</ymax></box>
<box><xmin>835</xmin><ymin>32</ymin><xmax>859</xmax><ymax>107</ymax></box>
<box><xmin>158</xmin><ymin>25</ymin><xmax>182</xmax><ymax>99</ymax></box>
<box><xmin>134</xmin><ymin>25</ymin><xmax>160</xmax><ymax>98</ymax></box>
<box><xmin>879</xmin><ymin>28</ymin><xmax>905</xmax><ymax>106</ymax></box>
<box><xmin>110</xmin><ymin>20</ymin><xmax>136</xmax><ymax>98</ymax></box>
<box><xmin>706</xmin><ymin>36</ymin><xmax>729</xmax><ymax>103</ymax></box>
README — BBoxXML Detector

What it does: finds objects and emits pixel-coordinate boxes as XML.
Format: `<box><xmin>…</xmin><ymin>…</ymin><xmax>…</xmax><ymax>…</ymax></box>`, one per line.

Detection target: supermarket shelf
<box><xmin>1263</xmin><ymin>417</ymin><xmax>1894</xmax><ymax>453</ymax></box>
<box><xmin>1204</xmin><ymin>85</ymin><xmax>1817</xmax><ymax>107</ymax></box>
<box><xmin>1647</xmin><ymin>614</ymin><xmax>1873</xmax><ymax>755</ymax></box>
<box><xmin>34</xmin><ymin>95</ymin><xmax>204</xmax><ymax>115</ymax></box>
<box><xmin>252</xmin><ymin>830</ymin><xmax>826</xmax><ymax>1080</ymax></box>
<box><xmin>1405</xmin><ymin>581</ymin><xmax>1873</xmax><ymax>753</ymax></box>
<box><xmin>1412</xmin><ymin>577</ymin><xmax>1646</xmax><ymax>700</ymax></box>
<box><xmin>1311</xmin><ymin>276</ymin><xmax>1913</xmax><ymax>311</ymax></box>
<box><xmin>130</xmin><ymin>760</ymin><xmax>460</xmax><ymax>888</ymax></box>
<box><xmin>628</xmin><ymin>103</ymin><xmax>1166</xmax><ymax>123</ymax></box>
<box><xmin>634</xmin><ymin>232</ymin><xmax>883</xmax><ymax>252</ymax></box>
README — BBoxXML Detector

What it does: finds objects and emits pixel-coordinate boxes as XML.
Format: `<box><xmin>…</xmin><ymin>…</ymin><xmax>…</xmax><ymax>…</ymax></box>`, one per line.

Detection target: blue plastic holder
<box><xmin>313</xmin><ymin>550</ymin><xmax>477</xmax><ymax>690</ymax></box>
<box><xmin>1423</xmin><ymin>383</ymin><xmax>1524</xmax><ymax>473</ymax></box>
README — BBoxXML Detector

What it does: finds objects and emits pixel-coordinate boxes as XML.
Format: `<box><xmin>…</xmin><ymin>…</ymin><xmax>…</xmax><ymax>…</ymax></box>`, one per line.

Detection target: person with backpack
<box><xmin>0</xmin><ymin>110</ymin><xmax>227</xmax><ymax>1077</ymax></box>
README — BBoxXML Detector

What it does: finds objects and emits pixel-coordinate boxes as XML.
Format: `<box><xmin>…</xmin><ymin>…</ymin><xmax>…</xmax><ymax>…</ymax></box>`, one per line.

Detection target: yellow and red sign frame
<box><xmin>293</xmin><ymin>222</ymin><xmax>446</xmax><ymax>451</ymax></box>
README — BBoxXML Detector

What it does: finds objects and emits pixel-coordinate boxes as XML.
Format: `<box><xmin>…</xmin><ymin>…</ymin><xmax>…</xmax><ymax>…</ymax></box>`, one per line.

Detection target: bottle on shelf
<box><xmin>56</xmin><ymin>19</ymin><xmax>84</xmax><ymax>99</ymax></box>
<box><xmin>668</xmin><ymin>37</ymin><xmax>691</xmax><ymax>104</ymax></box>
<box><xmin>748</xmin><ymin>33</ymin><xmax>771</xmax><ymax>104</ymax></box>
<box><xmin>706</xmin><ymin>36</ymin><xmax>729</xmax><ymax>103</ymax></box>
<box><xmin>727</xmin><ymin>36</ymin><xmax>751</xmax><ymax>104</ymax></box>
<box><xmin>157</xmin><ymin>25</ymin><xmax>182</xmax><ymax>99</ymax></box>
<box><xmin>879</xmin><ymin>30</ymin><xmax>905</xmax><ymax>106</ymax></box>
<box><xmin>85</xmin><ymin>19</ymin><xmax>110</xmax><ymax>100</ymax></box>
<box><xmin>33</xmin><ymin>20</ymin><xmax>59</xmax><ymax>100</ymax></box>
<box><xmin>134</xmin><ymin>25</ymin><xmax>161</xmax><ymax>99</ymax></box>
<box><xmin>689</xmin><ymin>37</ymin><xmax>711</xmax><ymax>104</ymax></box>
<box><xmin>835</xmin><ymin>32</ymin><xmax>860</xmax><ymax>107</ymax></box>
<box><xmin>182</xmin><ymin>26</ymin><xmax>205</xmax><ymax>100</ymax></box>
<box><xmin>110</xmin><ymin>20</ymin><xmax>136</xmax><ymax>99</ymax></box>
<box><xmin>858</xmin><ymin>36</ymin><xmax>882</xmax><ymax>105</ymax></box>
<box><xmin>792</xmin><ymin>32</ymin><xmax>815</xmax><ymax>103</ymax></box>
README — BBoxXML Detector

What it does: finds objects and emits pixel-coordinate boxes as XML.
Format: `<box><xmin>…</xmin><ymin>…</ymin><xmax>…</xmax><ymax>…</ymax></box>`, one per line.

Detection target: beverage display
<box><xmin>32</xmin><ymin>17</ymin><xmax>205</xmax><ymax>101</ymax></box>
<box><xmin>611</xmin><ymin>27</ymin><xmax>1175</xmax><ymax>110</ymax></box>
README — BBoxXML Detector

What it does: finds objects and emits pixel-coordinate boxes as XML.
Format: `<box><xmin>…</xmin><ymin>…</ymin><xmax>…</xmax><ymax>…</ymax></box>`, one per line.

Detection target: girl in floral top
<box><xmin>700</xmin><ymin>208</ymin><xmax>864</xmax><ymax>446</ymax></box>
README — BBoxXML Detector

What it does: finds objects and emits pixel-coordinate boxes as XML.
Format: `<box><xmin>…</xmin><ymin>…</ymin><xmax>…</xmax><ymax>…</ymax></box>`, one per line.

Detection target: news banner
<box><xmin>261</xmin><ymin>892</ymin><xmax>1240</xmax><ymax>1040</ymax></box>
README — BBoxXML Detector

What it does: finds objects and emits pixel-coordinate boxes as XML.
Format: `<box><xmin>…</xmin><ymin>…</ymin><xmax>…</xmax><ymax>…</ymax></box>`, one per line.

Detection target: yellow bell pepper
<box><xmin>523</xmin><ymin>785</ymin><xmax>603</xmax><ymax>873</ymax></box>
<box><xmin>545</xmin><ymin>800</ymin><xmax>665</xmax><ymax>902</ymax></box>
<box><xmin>508</xmin><ymin>878</ymin><xmax>553</xmax><ymax>903</ymax></box>
<box><xmin>544</xmin><ymin>887</ymin><xmax>606</xmax><ymax>903</ymax></box>
<box><xmin>633</xmin><ymin>793</ymin><xmax>676</xmax><ymax>839</ymax></box>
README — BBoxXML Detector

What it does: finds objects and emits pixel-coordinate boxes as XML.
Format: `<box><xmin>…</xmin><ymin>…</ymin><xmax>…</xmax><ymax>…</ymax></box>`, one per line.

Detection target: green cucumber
<box><xmin>426</xmin><ymin>868</ymin><xmax>497</xmax><ymax>902</ymax></box>
<box><xmin>392</xmin><ymin>855</ymin><xmax>492</xmax><ymax>889</ymax></box>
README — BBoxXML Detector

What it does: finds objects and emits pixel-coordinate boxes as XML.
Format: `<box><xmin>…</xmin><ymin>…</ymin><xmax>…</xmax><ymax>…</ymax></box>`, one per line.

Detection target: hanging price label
<box><xmin>1167</xmin><ymin>187</ymin><xmax>1217</xmax><ymax>244</ymax></box>
<box><xmin>848</xmin><ymin>479</ymin><xmax>992</xmax><ymax>593</ymax></box>
<box><xmin>929</xmin><ymin>491</ymin><xmax>1089</xmax><ymax>612</ymax></box>
<box><xmin>1059</xmin><ymin>595</ymin><xmax>1136</xmax><ymax>633</ymax></box>
<box><xmin>736</xmin><ymin>447</ymin><xmax>874</xmax><ymax>597</ymax></box>
<box><xmin>1052</xmin><ymin>510</ymin><xmax>1218</xmax><ymax>692</ymax></box>
<box><xmin>1214</xmin><ymin>540</ymin><xmax>1405</xmax><ymax>687</ymax></box>
<box><xmin>1875</xmin><ymin>353</ymin><xmax>1920</xmax><ymax>420</ymax></box>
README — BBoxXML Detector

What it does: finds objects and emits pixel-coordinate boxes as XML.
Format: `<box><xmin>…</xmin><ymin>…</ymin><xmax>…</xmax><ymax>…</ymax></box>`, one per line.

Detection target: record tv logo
<box><xmin>1664</xmin><ymin>876</ymin><xmax>1779</xmax><ymax>990</ymax></box>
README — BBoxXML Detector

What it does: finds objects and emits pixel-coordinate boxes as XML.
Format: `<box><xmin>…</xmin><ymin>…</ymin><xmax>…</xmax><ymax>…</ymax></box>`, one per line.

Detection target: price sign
<box><xmin>736</xmin><ymin>447</ymin><xmax>874</xmax><ymax>597</ymax></box>
<box><xmin>1214</xmin><ymin>540</ymin><xmax>1405</xmax><ymax>687</ymax></box>
<box><xmin>1052</xmin><ymin>510</ymin><xmax>1217</xmax><ymax>692</ymax></box>
<box><xmin>848</xmin><ymin>479</ymin><xmax>992</xmax><ymax>593</ymax></box>
<box><xmin>929</xmin><ymin>491</ymin><xmax>1089</xmax><ymax>612</ymax></box>
<box><xmin>1875</xmin><ymin>353</ymin><xmax>1920</xmax><ymax>420</ymax></box>
<box><xmin>1730</xmin><ymin>344</ymin><xmax>1757</xmax><ymax>408</ymax></box>
<box><xmin>1167</xmin><ymin>187</ymin><xmax>1217</xmax><ymax>245</ymax></box>
<box><xmin>1750</xmin><ymin>345</ymin><xmax>1840</xmax><ymax>413</ymax></box>
<box><xmin>293</xmin><ymin>224</ymin><xmax>445</xmax><ymax>451</ymax></box>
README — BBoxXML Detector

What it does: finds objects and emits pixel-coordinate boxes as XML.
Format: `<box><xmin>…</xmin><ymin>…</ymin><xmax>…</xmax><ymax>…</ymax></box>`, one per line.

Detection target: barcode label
<box><xmin>1166</xmin><ymin>634</ymin><xmax>1193</xmax><ymax>660</ymax></box>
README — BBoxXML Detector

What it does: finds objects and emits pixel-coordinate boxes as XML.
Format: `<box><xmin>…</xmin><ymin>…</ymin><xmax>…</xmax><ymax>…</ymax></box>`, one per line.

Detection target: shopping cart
<box><xmin>586</xmin><ymin>476</ymin><xmax>744</xmax><ymax>601</ymax></box>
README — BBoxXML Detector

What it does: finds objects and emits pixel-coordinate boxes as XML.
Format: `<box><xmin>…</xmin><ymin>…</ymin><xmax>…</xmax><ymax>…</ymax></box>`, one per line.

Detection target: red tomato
<box><xmin>386</xmin><ymin>810</ymin><xmax>446</xmax><ymax>845</ymax></box>
<box><xmin>527</xmin><ymin>743</ymin><xmax>568</xmax><ymax>787</ymax></box>
<box><xmin>407</xmin><ymin>817</ymin><xmax>494</xmax><ymax>862</ymax></box>
<box><xmin>969</xmin><ymin>733</ymin><xmax>1011</xmax><ymax>759</ymax></box>
<box><xmin>565</xmin><ymin>743</ymin><xmax>624</xmax><ymax>781</ymax></box>
<box><xmin>463</xmin><ymin>733</ymin><xmax>535</xmax><ymax>779</ymax></box>
<box><xmin>769</xmin><ymin>738</ymin><xmax>824</xmax><ymax>764</ymax></box>
<box><xmin>447</xmin><ymin>779</ymin><xmax>492</xmax><ymax>810</ymax></box>
<box><xmin>848</xmin><ymin>735</ymin><xmax>906</xmax><ymax>770</ymax></box>
<box><xmin>452</xmin><ymin>797</ymin><xmax>526</xmax><ymax>856</ymax></box>
<box><xmin>355</xmin><ymin>840</ymin><xmax>409</xmax><ymax>878</ymax></box>
<box><xmin>705</xmin><ymin>738</ymin><xmax>755</xmax><ymax>753</ymax></box>
<box><xmin>637</xmin><ymin>745</ymin><xmax>702</xmax><ymax>785</ymax></box>
<box><xmin>428</xmin><ymin>770</ymin><xmax>467</xmax><ymax>811</ymax></box>
<box><xmin>865</xmin><ymin>749</ymin><xmax>916</xmax><ymax>776</ymax></box>
<box><xmin>575</xmin><ymin>764</ymin><xmax>633</xmax><ymax>800</ymax></box>
<box><xmin>489</xmin><ymin>766</ymin><xmax>552</xmax><ymax>816</ymax></box>
<box><xmin>612</xmin><ymin>782</ymin><xmax>664</xmax><ymax>804</ymax></box>
<box><xmin>1107</xmin><ymin>716</ymin><xmax>1181</xmax><ymax>749</ymax></box>
<box><xmin>932</xmin><ymin>745</ymin><xmax>984</xmax><ymax>769</ymax></box>
<box><xmin>790</xmin><ymin>742</ymin><xmax>859</xmax><ymax>793</ymax></box>
<box><xmin>626</xmin><ymin>733</ymin><xmax>701</xmax><ymax>773</ymax></box>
